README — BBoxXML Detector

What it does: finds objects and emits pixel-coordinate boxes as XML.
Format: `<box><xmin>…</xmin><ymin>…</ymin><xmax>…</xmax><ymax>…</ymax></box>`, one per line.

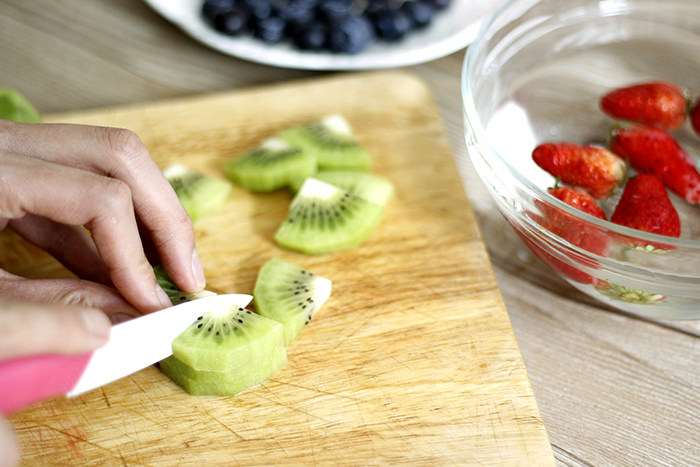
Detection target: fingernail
<box><xmin>156</xmin><ymin>284</ymin><xmax>173</xmax><ymax>309</ymax></box>
<box><xmin>81</xmin><ymin>309</ymin><xmax>111</xmax><ymax>340</ymax></box>
<box><xmin>191</xmin><ymin>249</ymin><xmax>206</xmax><ymax>291</ymax></box>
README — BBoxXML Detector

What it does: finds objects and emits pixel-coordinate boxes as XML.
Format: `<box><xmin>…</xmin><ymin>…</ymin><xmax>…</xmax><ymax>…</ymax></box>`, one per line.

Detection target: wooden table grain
<box><xmin>1</xmin><ymin>1</ymin><xmax>698</xmax><ymax>466</ymax></box>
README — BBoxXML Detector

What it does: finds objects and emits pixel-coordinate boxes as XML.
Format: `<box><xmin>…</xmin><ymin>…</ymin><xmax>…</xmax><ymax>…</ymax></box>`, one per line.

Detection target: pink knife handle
<box><xmin>0</xmin><ymin>352</ymin><xmax>92</xmax><ymax>415</ymax></box>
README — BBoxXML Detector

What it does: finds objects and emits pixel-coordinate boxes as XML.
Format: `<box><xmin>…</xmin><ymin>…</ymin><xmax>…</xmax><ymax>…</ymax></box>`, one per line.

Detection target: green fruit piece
<box><xmin>163</xmin><ymin>163</ymin><xmax>232</xmax><ymax>223</ymax></box>
<box><xmin>274</xmin><ymin>178</ymin><xmax>384</xmax><ymax>254</ymax></box>
<box><xmin>159</xmin><ymin>347</ymin><xmax>285</xmax><ymax>396</ymax></box>
<box><xmin>153</xmin><ymin>265</ymin><xmax>216</xmax><ymax>305</ymax></box>
<box><xmin>278</xmin><ymin>114</ymin><xmax>372</xmax><ymax>171</ymax></box>
<box><xmin>0</xmin><ymin>88</ymin><xmax>42</xmax><ymax>123</ymax></box>
<box><xmin>595</xmin><ymin>281</ymin><xmax>666</xmax><ymax>304</ymax></box>
<box><xmin>171</xmin><ymin>305</ymin><xmax>286</xmax><ymax>373</ymax></box>
<box><xmin>290</xmin><ymin>170</ymin><xmax>394</xmax><ymax>206</ymax></box>
<box><xmin>253</xmin><ymin>257</ymin><xmax>332</xmax><ymax>346</ymax></box>
<box><xmin>224</xmin><ymin>137</ymin><xmax>316</xmax><ymax>192</ymax></box>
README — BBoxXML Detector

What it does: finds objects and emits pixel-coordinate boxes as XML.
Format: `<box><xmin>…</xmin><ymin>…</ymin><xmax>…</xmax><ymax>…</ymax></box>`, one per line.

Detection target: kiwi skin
<box><xmin>154</xmin><ymin>265</ymin><xmax>216</xmax><ymax>305</ymax></box>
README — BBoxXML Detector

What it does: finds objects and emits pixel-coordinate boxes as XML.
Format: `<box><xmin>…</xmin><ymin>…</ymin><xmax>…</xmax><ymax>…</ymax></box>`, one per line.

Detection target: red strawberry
<box><xmin>600</xmin><ymin>81</ymin><xmax>687</xmax><ymax>131</ymax></box>
<box><xmin>691</xmin><ymin>98</ymin><xmax>700</xmax><ymax>136</ymax></box>
<box><xmin>519</xmin><ymin>186</ymin><xmax>609</xmax><ymax>284</ymax></box>
<box><xmin>611</xmin><ymin>174</ymin><xmax>681</xmax><ymax>238</ymax></box>
<box><xmin>532</xmin><ymin>142</ymin><xmax>626</xmax><ymax>199</ymax></box>
<box><xmin>546</xmin><ymin>186</ymin><xmax>607</xmax><ymax>220</ymax></box>
<box><xmin>609</xmin><ymin>124</ymin><xmax>700</xmax><ymax>204</ymax></box>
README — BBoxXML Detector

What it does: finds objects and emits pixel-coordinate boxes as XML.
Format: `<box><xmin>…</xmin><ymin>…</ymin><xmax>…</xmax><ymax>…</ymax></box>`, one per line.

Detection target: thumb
<box><xmin>0</xmin><ymin>300</ymin><xmax>111</xmax><ymax>360</ymax></box>
<box><xmin>0</xmin><ymin>416</ymin><xmax>19</xmax><ymax>467</ymax></box>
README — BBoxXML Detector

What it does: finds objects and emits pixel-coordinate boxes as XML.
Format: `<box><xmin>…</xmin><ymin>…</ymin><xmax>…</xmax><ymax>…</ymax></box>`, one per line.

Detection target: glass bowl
<box><xmin>461</xmin><ymin>0</ymin><xmax>700</xmax><ymax>319</ymax></box>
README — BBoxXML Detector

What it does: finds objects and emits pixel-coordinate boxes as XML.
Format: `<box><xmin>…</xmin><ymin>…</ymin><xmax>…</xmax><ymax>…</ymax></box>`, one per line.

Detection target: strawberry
<box><xmin>610</xmin><ymin>174</ymin><xmax>681</xmax><ymax>238</ymax></box>
<box><xmin>691</xmin><ymin>97</ymin><xmax>700</xmax><ymax>137</ymax></box>
<box><xmin>532</xmin><ymin>142</ymin><xmax>626</xmax><ymax>199</ymax></box>
<box><xmin>518</xmin><ymin>186</ymin><xmax>609</xmax><ymax>284</ymax></box>
<box><xmin>609</xmin><ymin>124</ymin><xmax>700</xmax><ymax>203</ymax></box>
<box><xmin>600</xmin><ymin>81</ymin><xmax>687</xmax><ymax>131</ymax></box>
<box><xmin>546</xmin><ymin>186</ymin><xmax>607</xmax><ymax>220</ymax></box>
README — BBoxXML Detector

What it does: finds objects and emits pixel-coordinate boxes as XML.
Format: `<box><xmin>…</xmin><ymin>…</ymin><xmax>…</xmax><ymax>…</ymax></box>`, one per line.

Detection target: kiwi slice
<box><xmin>274</xmin><ymin>178</ymin><xmax>384</xmax><ymax>254</ymax></box>
<box><xmin>0</xmin><ymin>88</ymin><xmax>42</xmax><ymax>123</ymax></box>
<box><xmin>290</xmin><ymin>170</ymin><xmax>394</xmax><ymax>206</ymax></box>
<box><xmin>154</xmin><ymin>265</ymin><xmax>216</xmax><ymax>305</ymax></box>
<box><xmin>163</xmin><ymin>163</ymin><xmax>232</xmax><ymax>223</ymax></box>
<box><xmin>278</xmin><ymin>114</ymin><xmax>372</xmax><ymax>171</ymax></box>
<box><xmin>253</xmin><ymin>257</ymin><xmax>332</xmax><ymax>346</ymax></box>
<box><xmin>224</xmin><ymin>137</ymin><xmax>316</xmax><ymax>192</ymax></box>
<box><xmin>160</xmin><ymin>306</ymin><xmax>287</xmax><ymax>395</ymax></box>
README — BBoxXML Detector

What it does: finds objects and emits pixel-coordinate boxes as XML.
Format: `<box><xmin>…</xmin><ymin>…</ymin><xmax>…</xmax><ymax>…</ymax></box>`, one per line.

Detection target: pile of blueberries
<box><xmin>201</xmin><ymin>0</ymin><xmax>452</xmax><ymax>54</ymax></box>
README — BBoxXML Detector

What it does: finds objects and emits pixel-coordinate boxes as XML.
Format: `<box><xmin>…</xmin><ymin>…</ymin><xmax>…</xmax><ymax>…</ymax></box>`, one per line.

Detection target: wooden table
<box><xmin>1</xmin><ymin>1</ymin><xmax>698</xmax><ymax>465</ymax></box>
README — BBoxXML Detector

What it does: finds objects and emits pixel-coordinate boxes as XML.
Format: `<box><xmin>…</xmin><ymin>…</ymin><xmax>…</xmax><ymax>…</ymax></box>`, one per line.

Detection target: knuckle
<box><xmin>98</xmin><ymin>177</ymin><xmax>133</xmax><ymax>210</ymax></box>
<box><xmin>101</xmin><ymin>127</ymin><xmax>150</xmax><ymax>171</ymax></box>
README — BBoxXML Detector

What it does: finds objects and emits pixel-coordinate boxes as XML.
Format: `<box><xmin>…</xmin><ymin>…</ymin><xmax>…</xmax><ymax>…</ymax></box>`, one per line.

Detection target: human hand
<box><xmin>0</xmin><ymin>299</ymin><xmax>113</xmax><ymax>467</ymax></box>
<box><xmin>0</xmin><ymin>119</ymin><xmax>206</xmax><ymax>319</ymax></box>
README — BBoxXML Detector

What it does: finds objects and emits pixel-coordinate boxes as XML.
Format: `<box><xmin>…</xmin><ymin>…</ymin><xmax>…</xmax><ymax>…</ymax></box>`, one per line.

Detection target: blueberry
<box><xmin>319</xmin><ymin>0</ymin><xmax>354</xmax><ymax>22</ymax></box>
<box><xmin>364</xmin><ymin>0</ymin><xmax>394</xmax><ymax>15</ymax></box>
<box><xmin>293</xmin><ymin>22</ymin><xmax>328</xmax><ymax>50</ymax></box>
<box><xmin>202</xmin><ymin>0</ymin><xmax>237</xmax><ymax>24</ymax></box>
<box><xmin>426</xmin><ymin>0</ymin><xmax>451</xmax><ymax>10</ymax></box>
<box><xmin>401</xmin><ymin>1</ymin><xmax>434</xmax><ymax>29</ymax></box>
<box><xmin>327</xmin><ymin>15</ymin><xmax>375</xmax><ymax>54</ymax></box>
<box><xmin>244</xmin><ymin>0</ymin><xmax>272</xmax><ymax>19</ymax></box>
<box><xmin>277</xmin><ymin>3</ymin><xmax>316</xmax><ymax>24</ymax></box>
<box><xmin>372</xmin><ymin>10</ymin><xmax>411</xmax><ymax>40</ymax></box>
<box><xmin>255</xmin><ymin>16</ymin><xmax>286</xmax><ymax>43</ymax></box>
<box><xmin>214</xmin><ymin>8</ymin><xmax>252</xmax><ymax>35</ymax></box>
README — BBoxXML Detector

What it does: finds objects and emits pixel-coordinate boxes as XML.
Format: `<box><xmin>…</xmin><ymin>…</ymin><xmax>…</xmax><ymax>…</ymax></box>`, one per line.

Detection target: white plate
<box><xmin>144</xmin><ymin>0</ymin><xmax>499</xmax><ymax>70</ymax></box>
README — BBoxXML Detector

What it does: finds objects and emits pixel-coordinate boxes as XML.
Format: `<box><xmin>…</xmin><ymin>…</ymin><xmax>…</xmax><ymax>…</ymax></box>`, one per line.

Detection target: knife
<box><xmin>0</xmin><ymin>293</ymin><xmax>252</xmax><ymax>415</ymax></box>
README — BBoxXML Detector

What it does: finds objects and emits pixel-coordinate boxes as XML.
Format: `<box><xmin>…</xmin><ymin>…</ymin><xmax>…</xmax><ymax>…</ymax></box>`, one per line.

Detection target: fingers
<box><xmin>0</xmin><ymin>416</ymin><xmax>19</xmax><ymax>467</ymax></box>
<box><xmin>8</xmin><ymin>215</ymin><xmax>112</xmax><ymax>287</ymax></box>
<box><xmin>0</xmin><ymin>299</ymin><xmax>111</xmax><ymax>360</ymax></box>
<box><xmin>0</xmin><ymin>121</ymin><xmax>205</xmax><ymax>293</ymax></box>
<box><xmin>0</xmin><ymin>153</ymin><xmax>171</xmax><ymax>312</ymax></box>
<box><xmin>0</xmin><ymin>271</ymin><xmax>139</xmax><ymax>326</ymax></box>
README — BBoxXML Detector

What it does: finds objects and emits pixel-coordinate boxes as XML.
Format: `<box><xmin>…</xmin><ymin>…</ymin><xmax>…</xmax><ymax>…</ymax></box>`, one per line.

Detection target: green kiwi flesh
<box><xmin>224</xmin><ymin>137</ymin><xmax>316</xmax><ymax>192</ymax></box>
<box><xmin>154</xmin><ymin>265</ymin><xmax>216</xmax><ymax>305</ymax></box>
<box><xmin>0</xmin><ymin>88</ymin><xmax>42</xmax><ymax>123</ymax></box>
<box><xmin>163</xmin><ymin>163</ymin><xmax>232</xmax><ymax>223</ymax></box>
<box><xmin>290</xmin><ymin>170</ymin><xmax>394</xmax><ymax>206</ymax></box>
<box><xmin>253</xmin><ymin>257</ymin><xmax>332</xmax><ymax>346</ymax></box>
<box><xmin>160</xmin><ymin>306</ymin><xmax>287</xmax><ymax>395</ymax></box>
<box><xmin>274</xmin><ymin>178</ymin><xmax>384</xmax><ymax>254</ymax></box>
<box><xmin>278</xmin><ymin>114</ymin><xmax>372</xmax><ymax>171</ymax></box>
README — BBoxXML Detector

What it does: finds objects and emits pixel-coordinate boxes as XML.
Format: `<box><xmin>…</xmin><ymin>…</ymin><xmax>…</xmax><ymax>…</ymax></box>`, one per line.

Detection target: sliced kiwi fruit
<box><xmin>0</xmin><ymin>88</ymin><xmax>42</xmax><ymax>123</ymax></box>
<box><xmin>253</xmin><ymin>257</ymin><xmax>332</xmax><ymax>346</ymax></box>
<box><xmin>163</xmin><ymin>163</ymin><xmax>232</xmax><ymax>223</ymax></box>
<box><xmin>278</xmin><ymin>114</ymin><xmax>372</xmax><ymax>171</ymax></box>
<box><xmin>224</xmin><ymin>137</ymin><xmax>316</xmax><ymax>192</ymax></box>
<box><xmin>160</xmin><ymin>305</ymin><xmax>287</xmax><ymax>395</ymax></box>
<box><xmin>274</xmin><ymin>177</ymin><xmax>384</xmax><ymax>254</ymax></box>
<box><xmin>153</xmin><ymin>265</ymin><xmax>216</xmax><ymax>305</ymax></box>
<box><xmin>290</xmin><ymin>170</ymin><xmax>394</xmax><ymax>206</ymax></box>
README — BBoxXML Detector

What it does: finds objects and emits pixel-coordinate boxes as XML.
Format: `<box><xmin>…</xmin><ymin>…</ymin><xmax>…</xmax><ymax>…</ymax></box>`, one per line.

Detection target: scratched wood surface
<box><xmin>4</xmin><ymin>72</ymin><xmax>554</xmax><ymax>465</ymax></box>
<box><xmin>1</xmin><ymin>1</ymin><xmax>699</xmax><ymax>466</ymax></box>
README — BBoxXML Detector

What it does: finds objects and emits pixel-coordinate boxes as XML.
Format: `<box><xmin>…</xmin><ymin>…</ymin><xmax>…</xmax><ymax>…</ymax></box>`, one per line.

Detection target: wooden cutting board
<box><xmin>6</xmin><ymin>71</ymin><xmax>554</xmax><ymax>465</ymax></box>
